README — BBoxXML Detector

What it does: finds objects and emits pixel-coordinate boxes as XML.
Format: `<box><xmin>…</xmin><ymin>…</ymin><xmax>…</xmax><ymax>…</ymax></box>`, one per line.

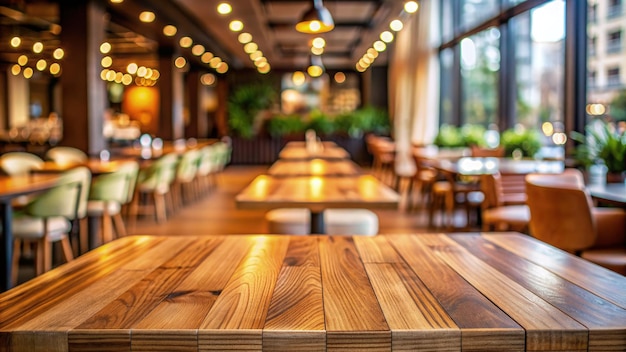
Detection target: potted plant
<box><xmin>571</xmin><ymin>118</ymin><xmax>626</xmax><ymax>181</ymax></box>
<box><xmin>500</xmin><ymin>126</ymin><xmax>542</xmax><ymax>158</ymax></box>
<box><xmin>227</xmin><ymin>84</ymin><xmax>276</xmax><ymax>139</ymax></box>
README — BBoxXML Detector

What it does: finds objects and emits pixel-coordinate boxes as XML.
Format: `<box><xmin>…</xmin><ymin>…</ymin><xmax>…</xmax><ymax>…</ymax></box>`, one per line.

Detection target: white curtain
<box><xmin>389</xmin><ymin>0</ymin><xmax>440</xmax><ymax>176</ymax></box>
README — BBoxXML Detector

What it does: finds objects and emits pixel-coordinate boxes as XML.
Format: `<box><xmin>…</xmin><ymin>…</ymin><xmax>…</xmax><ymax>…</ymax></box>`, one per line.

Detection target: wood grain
<box><xmin>268</xmin><ymin>159</ymin><xmax>361</xmax><ymax>177</ymax></box>
<box><xmin>1</xmin><ymin>233</ymin><xmax>625</xmax><ymax>352</ymax></box>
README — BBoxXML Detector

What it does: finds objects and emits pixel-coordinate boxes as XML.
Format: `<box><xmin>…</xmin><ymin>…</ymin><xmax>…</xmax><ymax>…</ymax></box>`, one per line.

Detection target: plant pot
<box><xmin>607</xmin><ymin>171</ymin><xmax>626</xmax><ymax>184</ymax></box>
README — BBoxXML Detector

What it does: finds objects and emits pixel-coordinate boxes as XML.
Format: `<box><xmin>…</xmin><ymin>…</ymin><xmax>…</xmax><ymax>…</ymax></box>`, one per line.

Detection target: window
<box><xmin>589</xmin><ymin>36</ymin><xmax>597</xmax><ymax>56</ymax></box>
<box><xmin>460</xmin><ymin>0</ymin><xmax>499</xmax><ymax>31</ymax></box>
<box><xmin>608</xmin><ymin>0</ymin><xmax>623</xmax><ymax>19</ymax></box>
<box><xmin>439</xmin><ymin>48</ymin><xmax>455</xmax><ymax>125</ymax></box>
<box><xmin>608</xmin><ymin>67</ymin><xmax>621</xmax><ymax>86</ymax></box>
<box><xmin>588</xmin><ymin>71</ymin><xmax>597</xmax><ymax>87</ymax></box>
<box><xmin>460</xmin><ymin>28</ymin><xmax>500</xmax><ymax>126</ymax></box>
<box><xmin>607</xmin><ymin>31</ymin><xmax>622</xmax><ymax>53</ymax></box>
<box><xmin>589</xmin><ymin>3</ymin><xmax>598</xmax><ymax>22</ymax></box>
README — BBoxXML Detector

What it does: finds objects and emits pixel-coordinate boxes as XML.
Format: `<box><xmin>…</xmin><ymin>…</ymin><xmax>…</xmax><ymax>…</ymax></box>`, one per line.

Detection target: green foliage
<box><xmin>433</xmin><ymin>124</ymin><xmax>466</xmax><ymax>148</ymax></box>
<box><xmin>306</xmin><ymin>110</ymin><xmax>335</xmax><ymax>135</ymax></box>
<box><xmin>333</xmin><ymin>106</ymin><xmax>390</xmax><ymax>138</ymax></box>
<box><xmin>500</xmin><ymin>127</ymin><xmax>542</xmax><ymax>158</ymax></box>
<box><xmin>227</xmin><ymin>84</ymin><xmax>276</xmax><ymax>138</ymax></box>
<box><xmin>571</xmin><ymin>119</ymin><xmax>626</xmax><ymax>173</ymax></box>
<box><xmin>434</xmin><ymin>124</ymin><xmax>487</xmax><ymax>148</ymax></box>
<box><xmin>266</xmin><ymin>114</ymin><xmax>306</xmax><ymax>137</ymax></box>
<box><xmin>609</xmin><ymin>90</ymin><xmax>626</xmax><ymax>122</ymax></box>
<box><xmin>460</xmin><ymin>124</ymin><xmax>487</xmax><ymax>147</ymax></box>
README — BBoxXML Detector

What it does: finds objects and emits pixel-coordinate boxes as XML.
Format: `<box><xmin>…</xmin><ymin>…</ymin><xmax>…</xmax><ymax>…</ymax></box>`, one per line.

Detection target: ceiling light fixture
<box><xmin>296</xmin><ymin>0</ymin><xmax>334</xmax><ymax>34</ymax></box>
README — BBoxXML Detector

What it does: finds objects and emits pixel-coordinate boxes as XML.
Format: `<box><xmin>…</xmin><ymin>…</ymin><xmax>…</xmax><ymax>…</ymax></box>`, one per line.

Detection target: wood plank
<box><xmin>263</xmin><ymin>237</ymin><xmax>325</xmax><ymax>351</ymax></box>
<box><xmin>450</xmin><ymin>234</ymin><xmax>626</xmax><ymax>351</ymax></box>
<box><xmin>130</xmin><ymin>330</ymin><xmax>197</xmax><ymax>352</ymax></box>
<box><xmin>0</xmin><ymin>236</ymin><xmax>167</xmax><ymax>329</ymax></box>
<box><xmin>318</xmin><ymin>236</ymin><xmax>390</xmax><ymax>351</ymax></box>
<box><xmin>483</xmin><ymin>233</ymin><xmax>626</xmax><ymax>309</ymax></box>
<box><xmin>68</xmin><ymin>330</ymin><xmax>130</xmax><ymax>352</ymax></box>
<box><xmin>198</xmin><ymin>236</ymin><xmax>290</xmax><ymax>351</ymax></box>
<box><xmin>364</xmin><ymin>263</ymin><xmax>460</xmax><ymax>351</ymax></box>
<box><xmin>386</xmin><ymin>235</ymin><xmax>524</xmax><ymax>352</ymax></box>
<box><xmin>429</xmin><ymin>234</ymin><xmax>588</xmax><ymax>351</ymax></box>
<box><xmin>353</xmin><ymin>236</ymin><xmax>404</xmax><ymax>263</ymax></box>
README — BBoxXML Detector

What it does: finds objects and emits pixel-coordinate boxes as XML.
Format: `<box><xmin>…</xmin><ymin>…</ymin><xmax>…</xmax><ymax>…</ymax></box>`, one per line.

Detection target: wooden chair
<box><xmin>480</xmin><ymin>172</ymin><xmax>529</xmax><ymax>232</ymax></box>
<box><xmin>87</xmin><ymin>161</ymin><xmax>139</xmax><ymax>249</ymax></box>
<box><xmin>525</xmin><ymin>169</ymin><xmax>626</xmax><ymax>275</ymax></box>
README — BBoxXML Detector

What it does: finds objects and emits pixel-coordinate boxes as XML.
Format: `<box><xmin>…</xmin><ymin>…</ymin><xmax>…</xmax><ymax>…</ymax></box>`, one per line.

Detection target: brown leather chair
<box><xmin>525</xmin><ymin>170</ymin><xmax>626</xmax><ymax>275</ymax></box>
<box><xmin>480</xmin><ymin>172</ymin><xmax>529</xmax><ymax>232</ymax></box>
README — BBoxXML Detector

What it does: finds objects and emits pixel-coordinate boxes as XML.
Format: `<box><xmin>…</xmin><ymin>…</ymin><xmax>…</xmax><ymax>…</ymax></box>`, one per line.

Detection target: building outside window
<box><xmin>607</xmin><ymin>30</ymin><xmax>623</xmax><ymax>53</ymax></box>
<box><xmin>608</xmin><ymin>0</ymin><xmax>623</xmax><ymax>18</ymax></box>
<box><xmin>608</xmin><ymin>67</ymin><xmax>621</xmax><ymax>86</ymax></box>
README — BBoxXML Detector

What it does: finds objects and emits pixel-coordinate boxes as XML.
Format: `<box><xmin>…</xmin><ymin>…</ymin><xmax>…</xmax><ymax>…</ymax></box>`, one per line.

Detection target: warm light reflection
<box><xmin>139</xmin><ymin>11</ymin><xmax>155</xmax><ymax>23</ymax></box>
<box><xmin>106</xmin><ymin>70</ymin><xmax>116</xmax><ymax>81</ymax></box>
<box><xmin>209</xmin><ymin>57</ymin><xmax>222</xmax><ymax>68</ymax></box>
<box><xmin>334</xmin><ymin>72</ymin><xmax>346</xmax><ymax>83</ymax></box>
<box><xmin>307</xmin><ymin>65</ymin><xmax>323</xmax><ymax>77</ymax></box>
<box><xmin>201</xmin><ymin>73</ymin><xmax>216</xmax><ymax>86</ymax></box>
<box><xmin>373</xmin><ymin>41</ymin><xmax>386</xmax><ymax>52</ymax></box>
<box><xmin>292</xmin><ymin>71</ymin><xmax>306</xmax><ymax>85</ymax></box>
<box><xmin>217</xmin><ymin>2</ymin><xmax>232</xmax><ymax>15</ymax></box>
<box><xmin>201</xmin><ymin>52</ymin><xmax>214</xmax><ymax>63</ymax></box>
<box><xmin>552</xmin><ymin>132</ymin><xmax>567</xmax><ymax>145</ymax></box>
<box><xmin>238</xmin><ymin>32</ymin><xmax>253</xmax><ymax>44</ymax></box>
<box><xmin>249</xmin><ymin>51</ymin><xmax>262</xmax><ymax>60</ymax></box>
<box><xmin>11</xmin><ymin>64</ymin><xmax>20</xmax><ymax>75</ymax></box>
<box><xmin>258</xmin><ymin>63</ymin><xmax>271</xmax><ymax>73</ymax></box>
<box><xmin>127</xmin><ymin>62</ymin><xmax>138</xmax><ymax>74</ymax></box>
<box><xmin>253</xmin><ymin>176</ymin><xmax>269</xmax><ymax>198</ymax></box>
<box><xmin>23</xmin><ymin>67</ymin><xmax>33</xmax><ymax>79</ymax></box>
<box><xmin>101</xmin><ymin>56</ymin><xmax>112</xmax><ymax>68</ymax></box>
<box><xmin>404</xmin><ymin>1</ymin><xmax>419</xmax><ymax>13</ymax></box>
<box><xmin>380</xmin><ymin>31</ymin><xmax>394</xmax><ymax>43</ymax></box>
<box><xmin>163</xmin><ymin>25</ymin><xmax>177</xmax><ymax>36</ymax></box>
<box><xmin>390</xmin><ymin>19</ymin><xmax>404</xmax><ymax>31</ymax></box>
<box><xmin>179</xmin><ymin>36</ymin><xmax>193</xmax><ymax>48</ymax></box>
<box><xmin>311</xmin><ymin>160</ymin><xmax>324</xmax><ymax>175</ymax></box>
<box><xmin>174</xmin><ymin>57</ymin><xmax>187</xmax><ymax>68</ymax></box>
<box><xmin>18</xmin><ymin>55</ymin><xmax>28</xmax><ymax>66</ymax></box>
<box><xmin>10</xmin><ymin>36</ymin><xmax>21</xmax><ymax>47</ymax></box>
<box><xmin>229</xmin><ymin>20</ymin><xmax>244</xmax><ymax>32</ymax></box>
<box><xmin>309</xmin><ymin>177</ymin><xmax>323</xmax><ymax>200</ymax></box>
<box><xmin>216</xmin><ymin>62</ymin><xmax>229</xmax><ymax>73</ymax></box>
<box><xmin>137</xmin><ymin>66</ymin><xmax>147</xmax><ymax>77</ymax></box>
<box><xmin>244</xmin><ymin>42</ymin><xmax>258</xmax><ymax>54</ymax></box>
<box><xmin>53</xmin><ymin>48</ymin><xmax>64</xmax><ymax>60</ymax></box>
<box><xmin>100</xmin><ymin>42</ymin><xmax>111</xmax><ymax>54</ymax></box>
<box><xmin>50</xmin><ymin>63</ymin><xmax>61</xmax><ymax>75</ymax></box>
<box><xmin>122</xmin><ymin>73</ymin><xmax>133</xmax><ymax>85</ymax></box>
<box><xmin>36</xmin><ymin>59</ymin><xmax>47</xmax><ymax>71</ymax></box>
<box><xmin>311</xmin><ymin>47</ymin><xmax>324</xmax><ymax>55</ymax></box>
<box><xmin>312</xmin><ymin>37</ymin><xmax>326</xmax><ymax>48</ymax></box>
<box><xmin>542</xmin><ymin>122</ymin><xmax>554</xmax><ymax>136</ymax></box>
<box><xmin>358</xmin><ymin>176</ymin><xmax>378</xmax><ymax>199</ymax></box>
<box><xmin>192</xmin><ymin>44</ymin><xmax>205</xmax><ymax>56</ymax></box>
<box><xmin>33</xmin><ymin>42</ymin><xmax>43</xmax><ymax>53</ymax></box>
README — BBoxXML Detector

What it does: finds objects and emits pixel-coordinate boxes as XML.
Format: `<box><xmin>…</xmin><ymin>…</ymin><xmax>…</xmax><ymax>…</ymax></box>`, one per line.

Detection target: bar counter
<box><xmin>1</xmin><ymin>233</ymin><xmax>625</xmax><ymax>351</ymax></box>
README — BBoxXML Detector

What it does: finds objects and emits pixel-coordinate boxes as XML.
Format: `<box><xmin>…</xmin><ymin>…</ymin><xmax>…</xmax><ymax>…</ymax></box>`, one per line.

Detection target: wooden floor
<box><xmin>16</xmin><ymin>165</ymin><xmax>475</xmax><ymax>285</ymax></box>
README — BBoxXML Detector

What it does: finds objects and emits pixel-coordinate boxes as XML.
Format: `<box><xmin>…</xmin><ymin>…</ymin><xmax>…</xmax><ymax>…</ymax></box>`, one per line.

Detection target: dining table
<box><xmin>236</xmin><ymin>174</ymin><xmax>399</xmax><ymax>233</ymax></box>
<box><xmin>267</xmin><ymin>158</ymin><xmax>361</xmax><ymax>177</ymax></box>
<box><xmin>1</xmin><ymin>232</ymin><xmax>624</xmax><ymax>351</ymax></box>
<box><xmin>0</xmin><ymin>173</ymin><xmax>60</xmax><ymax>292</ymax></box>
<box><xmin>277</xmin><ymin>142</ymin><xmax>350</xmax><ymax>160</ymax></box>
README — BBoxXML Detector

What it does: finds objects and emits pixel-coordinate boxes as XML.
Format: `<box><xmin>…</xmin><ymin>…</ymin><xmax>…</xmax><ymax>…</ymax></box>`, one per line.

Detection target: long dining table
<box><xmin>0</xmin><ymin>173</ymin><xmax>60</xmax><ymax>292</ymax></box>
<box><xmin>237</xmin><ymin>142</ymin><xmax>398</xmax><ymax>234</ymax></box>
<box><xmin>1</xmin><ymin>232</ymin><xmax>624</xmax><ymax>351</ymax></box>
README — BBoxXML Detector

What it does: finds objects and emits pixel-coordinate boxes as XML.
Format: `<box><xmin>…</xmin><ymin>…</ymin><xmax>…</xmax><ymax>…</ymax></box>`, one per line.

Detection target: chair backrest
<box><xmin>0</xmin><ymin>152</ymin><xmax>44</xmax><ymax>176</ymax></box>
<box><xmin>46</xmin><ymin>146</ymin><xmax>88</xmax><ymax>165</ymax></box>
<box><xmin>90</xmin><ymin>161</ymin><xmax>139</xmax><ymax>205</ymax></box>
<box><xmin>525</xmin><ymin>171</ymin><xmax>596</xmax><ymax>252</ymax></box>
<box><xmin>26</xmin><ymin>166</ymin><xmax>91</xmax><ymax>220</ymax></box>
<box><xmin>176</xmin><ymin>149</ymin><xmax>200</xmax><ymax>182</ymax></box>
<box><xmin>137</xmin><ymin>153</ymin><xmax>179</xmax><ymax>193</ymax></box>
<box><xmin>480</xmin><ymin>172</ymin><xmax>505</xmax><ymax>209</ymax></box>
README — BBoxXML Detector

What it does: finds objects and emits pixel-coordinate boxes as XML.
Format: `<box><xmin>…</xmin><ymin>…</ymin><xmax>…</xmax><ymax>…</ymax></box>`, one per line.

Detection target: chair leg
<box><xmin>154</xmin><ymin>193</ymin><xmax>167</xmax><ymax>223</ymax></box>
<box><xmin>11</xmin><ymin>239</ymin><xmax>21</xmax><ymax>286</ymax></box>
<box><xmin>60</xmin><ymin>236</ymin><xmax>74</xmax><ymax>263</ymax></box>
<box><xmin>101</xmin><ymin>211</ymin><xmax>113</xmax><ymax>244</ymax></box>
<box><xmin>112</xmin><ymin>213</ymin><xmax>127</xmax><ymax>238</ymax></box>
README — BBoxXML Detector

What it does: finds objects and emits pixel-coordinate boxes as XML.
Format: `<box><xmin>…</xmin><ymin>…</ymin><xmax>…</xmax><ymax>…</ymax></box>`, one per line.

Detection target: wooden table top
<box><xmin>36</xmin><ymin>158</ymin><xmax>136</xmax><ymax>176</ymax></box>
<box><xmin>0</xmin><ymin>173</ymin><xmax>59</xmax><ymax>199</ymax></box>
<box><xmin>1</xmin><ymin>233</ymin><xmax>624</xmax><ymax>351</ymax></box>
<box><xmin>267</xmin><ymin>159</ymin><xmax>361</xmax><ymax>177</ymax></box>
<box><xmin>235</xmin><ymin>174</ymin><xmax>399</xmax><ymax>212</ymax></box>
<box><xmin>278</xmin><ymin>144</ymin><xmax>350</xmax><ymax>160</ymax></box>
<box><xmin>431</xmin><ymin>157</ymin><xmax>565</xmax><ymax>176</ymax></box>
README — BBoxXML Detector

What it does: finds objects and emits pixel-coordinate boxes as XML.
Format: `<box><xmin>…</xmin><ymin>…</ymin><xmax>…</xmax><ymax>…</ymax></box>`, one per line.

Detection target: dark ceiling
<box><xmin>0</xmin><ymin>0</ymin><xmax>413</xmax><ymax>74</ymax></box>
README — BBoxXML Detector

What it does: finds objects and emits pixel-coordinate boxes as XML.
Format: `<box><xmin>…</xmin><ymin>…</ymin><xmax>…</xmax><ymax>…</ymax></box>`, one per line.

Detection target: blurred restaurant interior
<box><xmin>0</xmin><ymin>0</ymin><xmax>625</xmax><ymax>350</ymax></box>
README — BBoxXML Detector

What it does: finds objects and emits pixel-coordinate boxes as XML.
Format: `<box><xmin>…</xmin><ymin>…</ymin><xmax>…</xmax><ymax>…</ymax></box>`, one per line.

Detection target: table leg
<box><xmin>1</xmin><ymin>202</ymin><xmax>13</xmax><ymax>291</ymax></box>
<box><xmin>310</xmin><ymin>211</ymin><xmax>325</xmax><ymax>234</ymax></box>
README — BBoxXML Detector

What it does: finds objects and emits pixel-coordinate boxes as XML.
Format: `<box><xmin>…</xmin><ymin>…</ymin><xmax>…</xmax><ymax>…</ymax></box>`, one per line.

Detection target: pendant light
<box><xmin>296</xmin><ymin>0</ymin><xmax>334</xmax><ymax>34</ymax></box>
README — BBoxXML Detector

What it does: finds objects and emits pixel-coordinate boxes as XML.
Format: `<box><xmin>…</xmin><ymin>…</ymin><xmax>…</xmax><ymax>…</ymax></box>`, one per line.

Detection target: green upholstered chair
<box><xmin>87</xmin><ymin>161</ymin><xmax>139</xmax><ymax>250</ymax></box>
<box><xmin>128</xmin><ymin>153</ymin><xmax>179</xmax><ymax>227</ymax></box>
<box><xmin>45</xmin><ymin>146</ymin><xmax>88</xmax><ymax>166</ymax></box>
<box><xmin>172</xmin><ymin>149</ymin><xmax>200</xmax><ymax>208</ymax></box>
<box><xmin>0</xmin><ymin>152</ymin><xmax>44</xmax><ymax>176</ymax></box>
<box><xmin>10</xmin><ymin>166</ymin><xmax>91</xmax><ymax>284</ymax></box>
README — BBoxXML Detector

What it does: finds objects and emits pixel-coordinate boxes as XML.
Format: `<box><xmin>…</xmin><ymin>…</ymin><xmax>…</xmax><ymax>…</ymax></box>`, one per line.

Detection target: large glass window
<box><xmin>440</xmin><ymin>48</ymin><xmax>455</xmax><ymax>125</ymax></box>
<box><xmin>461</xmin><ymin>0</ymin><xmax>499</xmax><ymax>31</ymax></box>
<box><xmin>460</xmin><ymin>28</ymin><xmax>500</xmax><ymax>126</ymax></box>
<box><xmin>513</xmin><ymin>1</ymin><xmax>565</xmax><ymax>128</ymax></box>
